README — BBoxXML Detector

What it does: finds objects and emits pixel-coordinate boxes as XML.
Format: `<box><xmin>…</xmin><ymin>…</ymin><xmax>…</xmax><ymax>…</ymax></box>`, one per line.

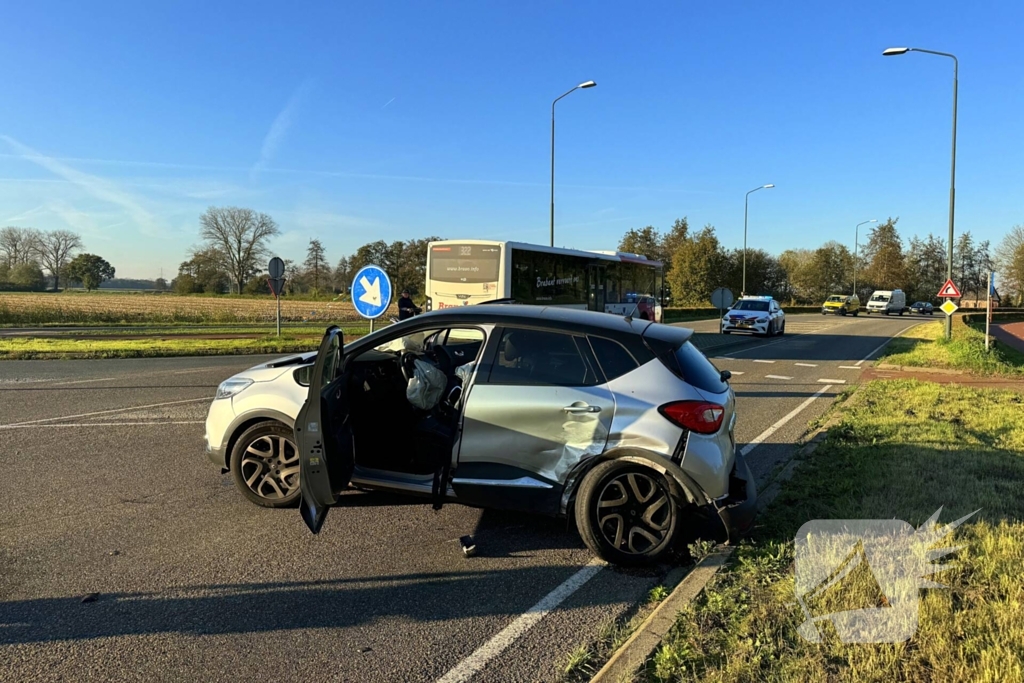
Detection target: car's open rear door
<box><xmin>295</xmin><ymin>326</ymin><xmax>354</xmax><ymax>533</ymax></box>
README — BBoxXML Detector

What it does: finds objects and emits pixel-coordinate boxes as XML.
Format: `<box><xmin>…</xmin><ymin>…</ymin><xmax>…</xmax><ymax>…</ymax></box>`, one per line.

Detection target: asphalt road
<box><xmin>0</xmin><ymin>312</ymin><xmax>924</xmax><ymax>682</ymax></box>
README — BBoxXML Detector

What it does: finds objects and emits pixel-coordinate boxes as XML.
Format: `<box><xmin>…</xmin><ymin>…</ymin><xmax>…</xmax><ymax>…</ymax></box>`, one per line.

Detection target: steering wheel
<box><xmin>399</xmin><ymin>351</ymin><xmax>418</xmax><ymax>381</ymax></box>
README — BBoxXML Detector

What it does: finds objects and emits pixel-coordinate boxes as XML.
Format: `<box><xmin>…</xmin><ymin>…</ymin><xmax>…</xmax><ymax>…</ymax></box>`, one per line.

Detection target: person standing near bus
<box><xmin>398</xmin><ymin>290</ymin><xmax>421</xmax><ymax>320</ymax></box>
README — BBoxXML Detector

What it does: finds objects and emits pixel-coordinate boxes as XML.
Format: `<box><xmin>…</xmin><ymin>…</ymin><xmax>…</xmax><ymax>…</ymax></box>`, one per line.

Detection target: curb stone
<box><xmin>874</xmin><ymin>363</ymin><xmax>966</xmax><ymax>375</ymax></box>
<box><xmin>587</xmin><ymin>393</ymin><xmax>856</xmax><ymax>682</ymax></box>
<box><xmin>588</xmin><ymin>547</ymin><xmax>735</xmax><ymax>683</ymax></box>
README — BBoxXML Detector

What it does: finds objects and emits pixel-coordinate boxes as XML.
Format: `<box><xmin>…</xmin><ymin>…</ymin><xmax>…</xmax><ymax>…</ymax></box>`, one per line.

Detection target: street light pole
<box><xmin>884</xmin><ymin>46</ymin><xmax>958</xmax><ymax>340</ymax></box>
<box><xmin>853</xmin><ymin>219</ymin><xmax>876</xmax><ymax>297</ymax></box>
<box><xmin>743</xmin><ymin>184</ymin><xmax>774</xmax><ymax>296</ymax></box>
<box><xmin>550</xmin><ymin>80</ymin><xmax>597</xmax><ymax>248</ymax></box>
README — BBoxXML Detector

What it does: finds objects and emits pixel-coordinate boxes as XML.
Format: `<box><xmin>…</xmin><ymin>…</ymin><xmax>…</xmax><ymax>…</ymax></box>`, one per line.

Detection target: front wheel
<box><xmin>575</xmin><ymin>460</ymin><xmax>681</xmax><ymax>566</ymax></box>
<box><xmin>229</xmin><ymin>421</ymin><xmax>301</xmax><ymax>508</ymax></box>
<box><xmin>778</xmin><ymin>320</ymin><xmax>785</xmax><ymax>336</ymax></box>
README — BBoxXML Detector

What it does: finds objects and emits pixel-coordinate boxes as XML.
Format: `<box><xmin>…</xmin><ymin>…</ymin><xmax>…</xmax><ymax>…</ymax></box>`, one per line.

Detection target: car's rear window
<box><xmin>588</xmin><ymin>335</ymin><xmax>640</xmax><ymax>381</ymax></box>
<box><xmin>674</xmin><ymin>342</ymin><xmax>728</xmax><ymax>394</ymax></box>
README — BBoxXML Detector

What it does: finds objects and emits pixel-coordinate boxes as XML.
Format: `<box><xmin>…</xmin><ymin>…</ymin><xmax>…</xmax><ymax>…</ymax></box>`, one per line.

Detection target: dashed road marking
<box><xmin>753</xmin><ymin>360</ymin><xmax>775</xmax><ymax>364</ymax></box>
<box><xmin>765</xmin><ymin>375</ymin><xmax>793</xmax><ymax>380</ymax></box>
<box><xmin>728</xmin><ymin>371</ymin><xmax>745</xmax><ymax>375</ymax></box>
<box><xmin>794</xmin><ymin>363</ymin><xmax>817</xmax><ymax>367</ymax></box>
<box><xmin>818</xmin><ymin>378</ymin><xmax>846</xmax><ymax>384</ymax></box>
<box><xmin>838</xmin><ymin>366</ymin><xmax>861</xmax><ymax>370</ymax></box>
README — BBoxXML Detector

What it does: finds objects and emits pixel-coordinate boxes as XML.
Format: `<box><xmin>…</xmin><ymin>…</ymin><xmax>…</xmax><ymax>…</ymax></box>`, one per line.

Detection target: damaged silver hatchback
<box><xmin>296</xmin><ymin>305</ymin><xmax>755</xmax><ymax>566</ymax></box>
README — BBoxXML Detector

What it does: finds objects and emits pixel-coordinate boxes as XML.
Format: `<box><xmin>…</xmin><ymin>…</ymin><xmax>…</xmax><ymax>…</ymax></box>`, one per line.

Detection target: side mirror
<box><xmin>720</xmin><ymin>370</ymin><xmax>732</xmax><ymax>383</ymax></box>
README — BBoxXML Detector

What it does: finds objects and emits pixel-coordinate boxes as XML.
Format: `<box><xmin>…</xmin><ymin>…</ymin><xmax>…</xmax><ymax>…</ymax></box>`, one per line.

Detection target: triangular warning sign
<box><xmin>937</xmin><ymin>279</ymin><xmax>961</xmax><ymax>298</ymax></box>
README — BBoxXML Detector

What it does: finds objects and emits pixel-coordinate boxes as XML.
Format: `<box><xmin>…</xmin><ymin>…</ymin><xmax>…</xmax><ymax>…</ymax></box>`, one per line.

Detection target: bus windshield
<box><xmin>428</xmin><ymin>244</ymin><xmax>500</xmax><ymax>283</ymax></box>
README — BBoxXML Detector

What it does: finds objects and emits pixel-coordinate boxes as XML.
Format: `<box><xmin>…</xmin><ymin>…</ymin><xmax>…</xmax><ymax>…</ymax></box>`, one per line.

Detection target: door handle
<box><xmin>563</xmin><ymin>404</ymin><xmax>601</xmax><ymax>414</ymax></box>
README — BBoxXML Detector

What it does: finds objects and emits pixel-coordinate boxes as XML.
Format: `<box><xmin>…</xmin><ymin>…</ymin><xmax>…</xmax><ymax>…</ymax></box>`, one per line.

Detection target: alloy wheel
<box><xmin>240</xmin><ymin>434</ymin><xmax>299</xmax><ymax>499</ymax></box>
<box><xmin>596</xmin><ymin>471</ymin><xmax>673</xmax><ymax>555</ymax></box>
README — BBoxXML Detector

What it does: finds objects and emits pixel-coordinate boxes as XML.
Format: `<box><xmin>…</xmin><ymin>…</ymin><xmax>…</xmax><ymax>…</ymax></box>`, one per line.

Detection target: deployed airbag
<box><xmin>406</xmin><ymin>359</ymin><xmax>446</xmax><ymax>410</ymax></box>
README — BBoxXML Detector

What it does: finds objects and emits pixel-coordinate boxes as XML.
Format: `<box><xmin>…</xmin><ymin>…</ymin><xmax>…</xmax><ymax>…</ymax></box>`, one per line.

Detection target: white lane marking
<box><xmin>740</xmin><ymin>385</ymin><xmax>833</xmax><ymax>457</ymax></box>
<box><xmin>728</xmin><ymin>371</ymin><xmax>745</xmax><ymax>376</ymax></box>
<box><xmin>765</xmin><ymin>375</ymin><xmax>794</xmax><ymax>380</ymax></box>
<box><xmin>753</xmin><ymin>360</ymin><xmax>775</xmax><ymax>364</ymax></box>
<box><xmin>818</xmin><ymin>379</ymin><xmax>846</xmax><ymax>384</ymax></box>
<box><xmin>0</xmin><ymin>421</ymin><xmax>205</xmax><ymax>430</ymax></box>
<box><xmin>436</xmin><ymin>559</ymin><xmax>604</xmax><ymax>683</ymax></box>
<box><xmin>855</xmin><ymin>325</ymin><xmax>916</xmax><ymax>366</ymax></box>
<box><xmin>794</xmin><ymin>363</ymin><xmax>817</xmax><ymax>367</ymax></box>
<box><xmin>0</xmin><ymin>397</ymin><xmax>209</xmax><ymax>428</ymax></box>
<box><xmin>52</xmin><ymin>377</ymin><xmax>117</xmax><ymax>386</ymax></box>
<box><xmin>838</xmin><ymin>366</ymin><xmax>861</xmax><ymax>370</ymax></box>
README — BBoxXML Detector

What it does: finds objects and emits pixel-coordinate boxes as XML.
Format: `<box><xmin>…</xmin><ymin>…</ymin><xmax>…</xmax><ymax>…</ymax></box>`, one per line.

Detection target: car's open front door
<box><xmin>295</xmin><ymin>326</ymin><xmax>354</xmax><ymax>534</ymax></box>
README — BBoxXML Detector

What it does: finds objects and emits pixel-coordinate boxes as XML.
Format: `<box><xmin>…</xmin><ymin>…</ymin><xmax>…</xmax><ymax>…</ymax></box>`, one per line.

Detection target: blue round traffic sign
<box><xmin>350</xmin><ymin>265</ymin><xmax>392</xmax><ymax>319</ymax></box>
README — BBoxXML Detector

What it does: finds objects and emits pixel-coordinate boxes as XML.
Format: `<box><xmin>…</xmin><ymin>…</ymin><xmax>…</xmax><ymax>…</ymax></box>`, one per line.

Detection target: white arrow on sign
<box><xmin>358</xmin><ymin>275</ymin><xmax>382</xmax><ymax>307</ymax></box>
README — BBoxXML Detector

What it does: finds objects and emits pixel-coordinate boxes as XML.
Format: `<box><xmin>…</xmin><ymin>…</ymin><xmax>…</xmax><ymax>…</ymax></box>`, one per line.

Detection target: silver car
<box><xmin>208</xmin><ymin>305</ymin><xmax>755</xmax><ymax>566</ymax></box>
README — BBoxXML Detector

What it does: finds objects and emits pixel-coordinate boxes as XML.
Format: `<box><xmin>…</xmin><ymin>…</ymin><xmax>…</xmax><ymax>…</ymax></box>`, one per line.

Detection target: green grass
<box><xmin>0</xmin><ymin>335</ymin><xmax>327</xmax><ymax>360</ymax></box>
<box><xmin>0</xmin><ymin>323</ymin><xmax>369</xmax><ymax>337</ymax></box>
<box><xmin>640</xmin><ymin>379</ymin><xmax>1024</xmax><ymax>683</ymax></box>
<box><xmin>881</xmin><ymin>319</ymin><xmax>1024</xmax><ymax>375</ymax></box>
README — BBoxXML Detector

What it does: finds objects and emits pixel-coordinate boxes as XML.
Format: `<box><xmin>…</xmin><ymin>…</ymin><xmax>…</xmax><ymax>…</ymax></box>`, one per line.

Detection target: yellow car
<box><xmin>821</xmin><ymin>294</ymin><xmax>860</xmax><ymax>316</ymax></box>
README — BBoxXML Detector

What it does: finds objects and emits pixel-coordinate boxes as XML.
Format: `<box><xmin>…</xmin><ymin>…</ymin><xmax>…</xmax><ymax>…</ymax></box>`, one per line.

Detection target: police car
<box><xmin>720</xmin><ymin>296</ymin><xmax>786</xmax><ymax>337</ymax></box>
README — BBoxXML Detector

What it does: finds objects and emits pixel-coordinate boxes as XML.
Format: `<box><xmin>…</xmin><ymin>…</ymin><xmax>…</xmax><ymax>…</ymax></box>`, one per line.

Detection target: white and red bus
<box><xmin>424</xmin><ymin>240</ymin><xmax>665</xmax><ymax>322</ymax></box>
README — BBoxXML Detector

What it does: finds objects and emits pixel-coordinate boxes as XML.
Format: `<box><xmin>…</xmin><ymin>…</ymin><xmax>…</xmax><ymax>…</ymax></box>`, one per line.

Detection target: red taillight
<box><xmin>659</xmin><ymin>401</ymin><xmax>725</xmax><ymax>434</ymax></box>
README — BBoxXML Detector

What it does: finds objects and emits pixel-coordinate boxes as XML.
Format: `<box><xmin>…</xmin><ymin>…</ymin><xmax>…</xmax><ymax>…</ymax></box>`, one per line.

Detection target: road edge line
<box><xmin>436</xmin><ymin>559</ymin><xmax>604</xmax><ymax>683</ymax></box>
<box><xmin>588</xmin><ymin>547</ymin><xmax>735</xmax><ymax>683</ymax></box>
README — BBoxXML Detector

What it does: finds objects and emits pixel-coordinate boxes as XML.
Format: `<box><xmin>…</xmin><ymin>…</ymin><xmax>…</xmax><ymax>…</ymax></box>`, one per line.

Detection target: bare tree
<box><xmin>199</xmin><ymin>207</ymin><xmax>280</xmax><ymax>294</ymax></box>
<box><xmin>37</xmin><ymin>230</ymin><xmax>83</xmax><ymax>290</ymax></box>
<box><xmin>0</xmin><ymin>227</ymin><xmax>43</xmax><ymax>267</ymax></box>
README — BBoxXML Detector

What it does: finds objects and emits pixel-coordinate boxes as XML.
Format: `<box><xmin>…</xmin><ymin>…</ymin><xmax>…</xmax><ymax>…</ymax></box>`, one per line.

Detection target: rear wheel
<box><xmin>575</xmin><ymin>460</ymin><xmax>680</xmax><ymax>566</ymax></box>
<box><xmin>230</xmin><ymin>421</ymin><xmax>301</xmax><ymax>508</ymax></box>
<box><xmin>853</xmin><ymin>310</ymin><xmax>859</xmax><ymax>317</ymax></box>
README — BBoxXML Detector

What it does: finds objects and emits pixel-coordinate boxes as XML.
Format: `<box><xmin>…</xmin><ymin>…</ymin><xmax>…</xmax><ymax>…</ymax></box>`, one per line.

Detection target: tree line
<box><xmin>172</xmin><ymin>206</ymin><xmax>437</xmax><ymax>299</ymax></box>
<box><xmin>619</xmin><ymin>217</ymin><xmax>1023</xmax><ymax>307</ymax></box>
<box><xmin>0</xmin><ymin>227</ymin><xmax>114</xmax><ymax>291</ymax></box>
<box><xmin>8</xmin><ymin>202</ymin><xmax>1024</xmax><ymax>309</ymax></box>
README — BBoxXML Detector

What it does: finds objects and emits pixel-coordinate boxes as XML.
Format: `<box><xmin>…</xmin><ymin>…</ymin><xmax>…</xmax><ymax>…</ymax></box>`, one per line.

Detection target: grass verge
<box><xmin>881</xmin><ymin>318</ymin><xmax>1024</xmax><ymax>375</ymax></box>
<box><xmin>0</xmin><ymin>335</ymin><xmax>325</xmax><ymax>360</ymax></box>
<box><xmin>640</xmin><ymin>379</ymin><xmax>1024</xmax><ymax>682</ymax></box>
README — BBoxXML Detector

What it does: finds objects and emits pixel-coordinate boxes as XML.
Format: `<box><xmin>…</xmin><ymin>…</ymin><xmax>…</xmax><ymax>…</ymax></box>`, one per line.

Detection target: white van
<box><xmin>865</xmin><ymin>289</ymin><xmax>906</xmax><ymax>315</ymax></box>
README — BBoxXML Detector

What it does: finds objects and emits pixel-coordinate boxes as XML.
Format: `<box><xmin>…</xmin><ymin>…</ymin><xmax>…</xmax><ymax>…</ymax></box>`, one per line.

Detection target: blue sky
<box><xmin>2</xmin><ymin>1</ymin><xmax>1022</xmax><ymax>279</ymax></box>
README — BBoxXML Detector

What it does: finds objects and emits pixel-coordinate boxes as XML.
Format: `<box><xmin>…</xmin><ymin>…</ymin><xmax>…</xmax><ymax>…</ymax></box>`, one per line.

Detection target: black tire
<box><xmin>721</xmin><ymin>329</ymin><xmax>730</xmax><ymax>335</ymax></box>
<box><xmin>575</xmin><ymin>460</ymin><xmax>680</xmax><ymax>566</ymax></box>
<box><xmin>853</xmin><ymin>310</ymin><xmax>859</xmax><ymax>316</ymax></box>
<box><xmin>230</xmin><ymin>421</ymin><xmax>301</xmax><ymax>508</ymax></box>
<box><xmin>840</xmin><ymin>308</ymin><xmax>847</xmax><ymax>316</ymax></box>
<box><xmin>899</xmin><ymin>309</ymin><xmax>904</xmax><ymax>316</ymax></box>
<box><xmin>779</xmin><ymin>320</ymin><xmax>786</xmax><ymax>336</ymax></box>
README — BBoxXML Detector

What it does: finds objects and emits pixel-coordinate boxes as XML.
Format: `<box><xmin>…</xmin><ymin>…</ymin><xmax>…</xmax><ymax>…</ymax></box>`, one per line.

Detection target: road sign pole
<box><xmin>277</xmin><ymin>295</ymin><xmax>281</xmax><ymax>337</ymax></box>
<box><xmin>986</xmin><ymin>271</ymin><xmax>992</xmax><ymax>351</ymax></box>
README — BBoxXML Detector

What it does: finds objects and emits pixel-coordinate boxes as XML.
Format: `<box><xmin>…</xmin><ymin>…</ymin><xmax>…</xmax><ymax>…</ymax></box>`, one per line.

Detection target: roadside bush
<box><xmin>9</xmin><ymin>262</ymin><xmax>47</xmax><ymax>291</ymax></box>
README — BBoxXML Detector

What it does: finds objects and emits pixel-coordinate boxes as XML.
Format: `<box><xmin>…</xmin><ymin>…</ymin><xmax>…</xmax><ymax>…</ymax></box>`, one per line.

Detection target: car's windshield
<box><xmin>732</xmin><ymin>300</ymin><xmax>770</xmax><ymax>312</ymax></box>
<box><xmin>827</xmin><ymin>295</ymin><xmax>846</xmax><ymax>303</ymax></box>
<box><xmin>871</xmin><ymin>294</ymin><xmax>890</xmax><ymax>302</ymax></box>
